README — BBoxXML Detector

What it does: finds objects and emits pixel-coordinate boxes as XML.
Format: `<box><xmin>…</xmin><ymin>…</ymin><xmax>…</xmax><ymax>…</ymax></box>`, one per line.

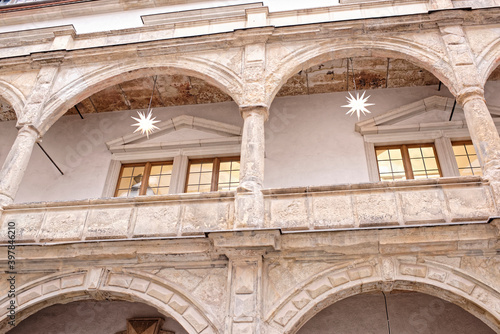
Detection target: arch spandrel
<box><xmin>0</xmin><ymin>80</ymin><xmax>27</xmax><ymax>121</ymax></box>
<box><xmin>264</xmin><ymin>34</ymin><xmax>457</xmax><ymax>107</ymax></box>
<box><xmin>0</xmin><ymin>269</ymin><xmax>221</xmax><ymax>334</ymax></box>
<box><xmin>266</xmin><ymin>258</ymin><xmax>500</xmax><ymax>334</ymax></box>
<box><xmin>36</xmin><ymin>54</ymin><xmax>245</xmax><ymax>135</ymax></box>
<box><xmin>474</xmin><ymin>29</ymin><xmax>500</xmax><ymax>86</ymax></box>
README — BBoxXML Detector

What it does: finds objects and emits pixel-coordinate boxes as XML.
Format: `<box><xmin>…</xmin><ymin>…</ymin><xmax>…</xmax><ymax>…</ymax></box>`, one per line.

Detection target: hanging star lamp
<box><xmin>131</xmin><ymin>75</ymin><xmax>161</xmax><ymax>138</ymax></box>
<box><xmin>341</xmin><ymin>58</ymin><xmax>374</xmax><ymax>120</ymax></box>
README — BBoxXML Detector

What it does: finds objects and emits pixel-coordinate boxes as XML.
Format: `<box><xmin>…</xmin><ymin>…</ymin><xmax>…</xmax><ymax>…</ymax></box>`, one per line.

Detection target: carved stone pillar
<box><xmin>458</xmin><ymin>89</ymin><xmax>500</xmax><ymax>200</ymax></box>
<box><xmin>210</xmin><ymin>230</ymin><xmax>280</xmax><ymax>334</ymax></box>
<box><xmin>235</xmin><ymin>105</ymin><xmax>268</xmax><ymax>228</ymax></box>
<box><xmin>0</xmin><ymin>125</ymin><xmax>40</xmax><ymax>206</ymax></box>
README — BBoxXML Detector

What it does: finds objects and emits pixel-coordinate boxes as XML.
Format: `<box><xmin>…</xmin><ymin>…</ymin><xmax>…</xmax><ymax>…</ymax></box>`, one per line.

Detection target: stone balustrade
<box><xmin>0</xmin><ymin>176</ymin><xmax>495</xmax><ymax>244</ymax></box>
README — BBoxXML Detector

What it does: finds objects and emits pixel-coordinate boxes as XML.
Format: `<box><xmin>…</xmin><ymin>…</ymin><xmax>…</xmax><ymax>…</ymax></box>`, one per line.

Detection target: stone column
<box><xmin>235</xmin><ymin>105</ymin><xmax>268</xmax><ymax>228</ymax></box>
<box><xmin>458</xmin><ymin>88</ymin><xmax>500</xmax><ymax>203</ymax></box>
<box><xmin>0</xmin><ymin>125</ymin><xmax>40</xmax><ymax>207</ymax></box>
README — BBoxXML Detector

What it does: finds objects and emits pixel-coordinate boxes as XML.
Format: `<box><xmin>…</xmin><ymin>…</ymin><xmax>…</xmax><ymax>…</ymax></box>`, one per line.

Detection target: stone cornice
<box><xmin>0</xmin><ymin>7</ymin><xmax>498</xmax><ymax>68</ymax></box>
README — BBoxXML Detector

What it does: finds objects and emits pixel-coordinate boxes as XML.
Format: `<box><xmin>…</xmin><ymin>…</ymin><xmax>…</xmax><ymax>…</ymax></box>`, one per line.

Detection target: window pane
<box><xmin>159</xmin><ymin>175</ymin><xmax>171</xmax><ymax>187</ymax></box>
<box><xmin>187</xmin><ymin>185</ymin><xmax>200</xmax><ymax>193</ymax></box>
<box><xmin>156</xmin><ymin>187</ymin><xmax>170</xmax><ymax>195</ymax></box>
<box><xmin>217</xmin><ymin>159</ymin><xmax>240</xmax><ymax>191</ymax></box>
<box><xmin>150</xmin><ymin>165</ymin><xmax>162</xmax><ymax>176</ymax></box>
<box><xmin>119</xmin><ymin>177</ymin><xmax>132</xmax><ymax>189</ymax></box>
<box><xmin>376</xmin><ymin>149</ymin><xmax>390</xmax><ymax>160</ymax></box>
<box><xmin>453</xmin><ymin>145</ymin><xmax>466</xmax><ymax>155</ymax></box>
<box><xmin>391</xmin><ymin>160</ymin><xmax>405</xmax><ymax>173</ymax></box>
<box><xmin>190</xmin><ymin>163</ymin><xmax>202</xmax><ymax>173</ymax></box>
<box><xmin>200</xmin><ymin>172</ymin><xmax>212</xmax><ymax>184</ymax></box>
<box><xmin>122</xmin><ymin>167</ymin><xmax>134</xmax><ymax>177</ymax></box>
<box><xmin>424</xmin><ymin>158</ymin><xmax>437</xmax><ymax>170</ymax></box>
<box><xmin>220</xmin><ymin>161</ymin><xmax>232</xmax><ymax>171</ymax></box>
<box><xmin>199</xmin><ymin>184</ymin><xmax>211</xmax><ymax>193</ymax></box>
<box><xmin>410</xmin><ymin>159</ymin><xmax>424</xmax><ymax>171</ymax></box>
<box><xmin>420</xmin><ymin>147</ymin><xmax>435</xmax><ymax>158</ymax></box>
<box><xmin>392</xmin><ymin>172</ymin><xmax>406</xmax><ymax>180</ymax></box>
<box><xmin>453</xmin><ymin>142</ymin><xmax>482</xmax><ymax>176</ymax></box>
<box><xmin>188</xmin><ymin>173</ymin><xmax>201</xmax><ymax>184</ymax></box>
<box><xmin>388</xmin><ymin>149</ymin><xmax>402</xmax><ymax>160</ymax></box>
<box><xmin>201</xmin><ymin>163</ymin><xmax>213</xmax><ymax>172</ymax></box>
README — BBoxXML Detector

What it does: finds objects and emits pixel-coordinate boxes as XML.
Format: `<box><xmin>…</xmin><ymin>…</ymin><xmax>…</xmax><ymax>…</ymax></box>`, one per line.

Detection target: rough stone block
<box><xmin>311</xmin><ymin>193</ymin><xmax>354</xmax><ymax>228</ymax></box>
<box><xmin>234</xmin><ymin>294</ymin><xmax>255</xmax><ymax>318</ymax></box>
<box><xmin>85</xmin><ymin>207</ymin><xmax>131</xmax><ymax>239</ymax></box>
<box><xmin>269</xmin><ymin>196</ymin><xmax>309</xmax><ymax>230</ymax></box>
<box><xmin>183</xmin><ymin>308</ymin><xmax>209</xmax><ymax>333</ymax></box>
<box><xmin>347</xmin><ymin>265</ymin><xmax>373</xmax><ymax>280</ymax></box>
<box><xmin>354</xmin><ymin>192</ymin><xmax>399</xmax><ymax>226</ymax></box>
<box><xmin>444</xmin><ymin>187</ymin><xmax>493</xmax><ymax>222</ymax></box>
<box><xmin>292</xmin><ymin>291</ymin><xmax>311</xmax><ymax>310</ymax></box>
<box><xmin>447</xmin><ymin>275</ymin><xmax>475</xmax><ymax>294</ymax></box>
<box><xmin>17</xmin><ymin>285</ymin><xmax>42</xmax><ymax>305</ymax></box>
<box><xmin>306</xmin><ymin>278</ymin><xmax>332</xmax><ymax>299</ymax></box>
<box><xmin>134</xmin><ymin>204</ymin><xmax>180</xmax><ymax>237</ymax></box>
<box><xmin>147</xmin><ymin>284</ymin><xmax>174</xmax><ymax>303</ymax></box>
<box><xmin>0</xmin><ymin>212</ymin><xmax>44</xmax><ymax>242</ymax></box>
<box><xmin>130</xmin><ymin>278</ymin><xmax>150</xmax><ymax>292</ymax></box>
<box><xmin>328</xmin><ymin>272</ymin><xmax>350</xmax><ymax>287</ymax></box>
<box><xmin>399</xmin><ymin>263</ymin><xmax>427</xmax><ymax>278</ymax></box>
<box><xmin>427</xmin><ymin>268</ymin><xmax>447</xmax><ymax>282</ymax></box>
<box><xmin>232</xmin><ymin>323</ymin><xmax>253</xmax><ymax>334</ymax></box>
<box><xmin>399</xmin><ymin>190</ymin><xmax>445</xmax><ymax>224</ymax></box>
<box><xmin>42</xmin><ymin>279</ymin><xmax>61</xmax><ymax>294</ymax></box>
<box><xmin>234</xmin><ymin>264</ymin><xmax>256</xmax><ymax>294</ymax></box>
<box><xmin>181</xmin><ymin>201</ymin><xmax>230</xmax><ymax>235</ymax></box>
<box><xmin>61</xmin><ymin>274</ymin><xmax>86</xmax><ymax>288</ymax></box>
<box><xmin>274</xmin><ymin>306</ymin><xmax>298</xmax><ymax>327</ymax></box>
<box><xmin>168</xmin><ymin>295</ymin><xmax>189</xmax><ymax>315</ymax></box>
<box><xmin>107</xmin><ymin>274</ymin><xmax>132</xmax><ymax>288</ymax></box>
<box><xmin>39</xmin><ymin>210</ymin><xmax>87</xmax><ymax>241</ymax></box>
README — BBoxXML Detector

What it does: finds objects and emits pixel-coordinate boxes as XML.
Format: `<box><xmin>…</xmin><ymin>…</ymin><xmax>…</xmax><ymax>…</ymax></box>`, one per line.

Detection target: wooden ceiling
<box><xmin>1</xmin><ymin>57</ymin><xmax>499</xmax><ymax>122</ymax></box>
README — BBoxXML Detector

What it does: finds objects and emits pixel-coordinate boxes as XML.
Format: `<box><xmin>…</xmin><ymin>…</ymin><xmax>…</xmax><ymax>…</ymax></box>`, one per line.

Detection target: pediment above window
<box><xmin>355</xmin><ymin>95</ymin><xmax>500</xmax><ymax>135</ymax></box>
<box><xmin>106</xmin><ymin>115</ymin><xmax>242</xmax><ymax>154</ymax></box>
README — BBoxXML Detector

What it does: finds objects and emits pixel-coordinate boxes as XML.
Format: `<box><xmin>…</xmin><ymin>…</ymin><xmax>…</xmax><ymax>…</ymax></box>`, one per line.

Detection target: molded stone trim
<box><xmin>266</xmin><ymin>258</ymin><xmax>500</xmax><ymax>334</ymax></box>
<box><xmin>0</xmin><ymin>269</ymin><xmax>221</xmax><ymax>334</ymax></box>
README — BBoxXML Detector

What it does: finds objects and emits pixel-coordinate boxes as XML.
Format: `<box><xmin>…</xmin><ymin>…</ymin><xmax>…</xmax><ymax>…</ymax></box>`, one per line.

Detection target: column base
<box><xmin>234</xmin><ymin>190</ymin><xmax>264</xmax><ymax>229</ymax></box>
<box><xmin>0</xmin><ymin>193</ymin><xmax>13</xmax><ymax>208</ymax></box>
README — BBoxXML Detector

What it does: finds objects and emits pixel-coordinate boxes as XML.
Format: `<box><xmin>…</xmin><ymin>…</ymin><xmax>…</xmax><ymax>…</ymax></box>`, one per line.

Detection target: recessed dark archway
<box><xmin>297</xmin><ymin>291</ymin><xmax>495</xmax><ymax>334</ymax></box>
<box><xmin>7</xmin><ymin>300</ymin><xmax>188</xmax><ymax>334</ymax></box>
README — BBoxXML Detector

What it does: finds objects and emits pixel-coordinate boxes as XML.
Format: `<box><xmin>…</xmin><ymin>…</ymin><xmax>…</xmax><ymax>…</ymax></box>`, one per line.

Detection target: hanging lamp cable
<box><xmin>382</xmin><ymin>291</ymin><xmax>392</xmax><ymax>334</ymax></box>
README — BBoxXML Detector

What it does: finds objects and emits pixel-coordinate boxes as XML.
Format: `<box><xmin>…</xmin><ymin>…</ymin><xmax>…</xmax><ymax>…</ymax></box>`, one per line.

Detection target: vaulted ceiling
<box><xmin>1</xmin><ymin>57</ymin><xmax>499</xmax><ymax>122</ymax></box>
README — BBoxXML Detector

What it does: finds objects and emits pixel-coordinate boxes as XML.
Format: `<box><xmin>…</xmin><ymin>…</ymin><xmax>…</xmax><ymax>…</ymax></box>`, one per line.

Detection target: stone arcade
<box><xmin>0</xmin><ymin>0</ymin><xmax>500</xmax><ymax>333</ymax></box>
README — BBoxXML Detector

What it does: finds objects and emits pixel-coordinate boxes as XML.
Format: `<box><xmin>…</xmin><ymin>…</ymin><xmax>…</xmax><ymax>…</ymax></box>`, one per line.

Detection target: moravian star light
<box><xmin>341</xmin><ymin>91</ymin><xmax>374</xmax><ymax>120</ymax></box>
<box><xmin>131</xmin><ymin>110</ymin><xmax>160</xmax><ymax>138</ymax></box>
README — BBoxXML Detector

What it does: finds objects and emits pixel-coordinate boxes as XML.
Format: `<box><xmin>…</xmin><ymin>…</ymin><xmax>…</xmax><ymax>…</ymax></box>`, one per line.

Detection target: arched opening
<box><xmin>7</xmin><ymin>300</ymin><xmax>188</xmax><ymax>334</ymax></box>
<box><xmin>297</xmin><ymin>291</ymin><xmax>495</xmax><ymax>334</ymax></box>
<box><xmin>264</xmin><ymin>55</ymin><xmax>458</xmax><ymax>189</ymax></box>
<box><xmin>12</xmin><ymin>69</ymin><xmax>243</xmax><ymax>203</ymax></box>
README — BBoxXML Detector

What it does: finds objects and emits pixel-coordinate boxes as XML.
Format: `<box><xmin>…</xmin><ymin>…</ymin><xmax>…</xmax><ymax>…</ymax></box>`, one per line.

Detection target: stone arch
<box><xmin>0</xmin><ymin>79</ymin><xmax>26</xmax><ymax>120</ymax></box>
<box><xmin>36</xmin><ymin>55</ymin><xmax>245</xmax><ymax>135</ymax></box>
<box><xmin>267</xmin><ymin>258</ymin><xmax>500</xmax><ymax>334</ymax></box>
<box><xmin>265</xmin><ymin>36</ymin><xmax>456</xmax><ymax>107</ymax></box>
<box><xmin>0</xmin><ymin>269</ymin><xmax>220</xmax><ymax>334</ymax></box>
<box><xmin>477</xmin><ymin>36</ymin><xmax>500</xmax><ymax>87</ymax></box>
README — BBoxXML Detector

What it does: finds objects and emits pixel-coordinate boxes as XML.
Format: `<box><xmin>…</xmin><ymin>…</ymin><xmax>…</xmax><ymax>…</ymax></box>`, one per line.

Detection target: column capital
<box><xmin>17</xmin><ymin>124</ymin><xmax>42</xmax><ymax>139</ymax></box>
<box><xmin>239</xmin><ymin>104</ymin><xmax>269</xmax><ymax>121</ymax></box>
<box><xmin>456</xmin><ymin>87</ymin><xmax>485</xmax><ymax>106</ymax></box>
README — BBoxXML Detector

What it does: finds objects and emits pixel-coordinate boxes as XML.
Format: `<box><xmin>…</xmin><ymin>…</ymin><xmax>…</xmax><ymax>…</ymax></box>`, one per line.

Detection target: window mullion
<box><xmin>140</xmin><ymin>162</ymin><xmax>152</xmax><ymax>195</ymax></box>
<box><xmin>401</xmin><ymin>145</ymin><xmax>414</xmax><ymax>179</ymax></box>
<box><xmin>211</xmin><ymin>157</ymin><xmax>220</xmax><ymax>191</ymax></box>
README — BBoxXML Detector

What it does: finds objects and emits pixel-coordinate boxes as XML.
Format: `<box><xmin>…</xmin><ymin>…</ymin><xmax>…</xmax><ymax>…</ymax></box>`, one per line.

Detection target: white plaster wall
<box><xmin>297</xmin><ymin>291</ymin><xmax>495</xmax><ymax>334</ymax></box>
<box><xmin>2</xmin><ymin>82</ymin><xmax>500</xmax><ymax>203</ymax></box>
<box><xmin>0</xmin><ymin>0</ymin><xmax>340</xmax><ymax>35</ymax></box>
<box><xmin>8</xmin><ymin>300</ymin><xmax>188</xmax><ymax>334</ymax></box>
